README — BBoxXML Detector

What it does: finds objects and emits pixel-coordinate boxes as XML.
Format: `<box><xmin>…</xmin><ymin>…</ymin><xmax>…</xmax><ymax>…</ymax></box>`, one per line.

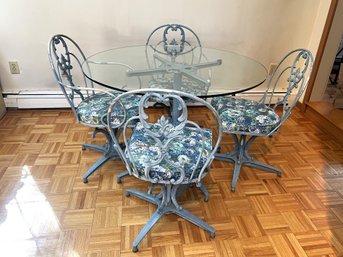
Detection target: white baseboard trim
<box><xmin>4</xmin><ymin>90</ymin><xmax>81</xmax><ymax>109</ymax></box>
<box><xmin>3</xmin><ymin>90</ymin><xmax>289</xmax><ymax>109</ymax></box>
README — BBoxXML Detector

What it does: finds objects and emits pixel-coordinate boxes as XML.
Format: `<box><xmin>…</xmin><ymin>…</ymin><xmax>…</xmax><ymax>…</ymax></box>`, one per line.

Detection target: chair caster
<box><xmin>277</xmin><ymin>171</ymin><xmax>282</xmax><ymax>177</ymax></box>
<box><xmin>117</xmin><ymin>177</ymin><xmax>122</xmax><ymax>184</ymax></box>
<box><xmin>82</xmin><ymin>145</ymin><xmax>86</xmax><ymax>151</ymax></box>
<box><xmin>231</xmin><ymin>187</ymin><xmax>235</xmax><ymax>193</ymax></box>
<box><xmin>204</xmin><ymin>196</ymin><xmax>209</xmax><ymax>202</ymax></box>
<box><xmin>132</xmin><ymin>246</ymin><xmax>138</xmax><ymax>252</ymax></box>
<box><xmin>125</xmin><ymin>191</ymin><xmax>131</xmax><ymax>197</ymax></box>
<box><xmin>210</xmin><ymin>232</ymin><xmax>215</xmax><ymax>238</ymax></box>
<box><xmin>83</xmin><ymin>178</ymin><xmax>88</xmax><ymax>184</ymax></box>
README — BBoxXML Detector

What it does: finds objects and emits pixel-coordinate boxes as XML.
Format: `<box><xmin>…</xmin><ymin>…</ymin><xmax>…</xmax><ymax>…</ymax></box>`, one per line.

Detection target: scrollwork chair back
<box><xmin>107</xmin><ymin>88</ymin><xmax>222</xmax><ymax>252</ymax></box>
<box><xmin>48</xmin><ymin>34</ymin><xmax>94</xmax><ymax>123</ymax></box>
<box><xmin>48</xmin><ymin>34</ymin><xmax>135</xmax><ymax>183</ymax></box>
<box><xmin>146</xmin><ymin>24</ymin><xmax>202</xmax><ymax>60</ymax></box>
<box><xmin>145</xmin><ymin>24</ymin><xmax>211</xmax><ymax>96</ymax></box>
<box><xmin>212</xmin><ymin>49</ymin><xmax>314</xmax><ymax>192</ymax></box>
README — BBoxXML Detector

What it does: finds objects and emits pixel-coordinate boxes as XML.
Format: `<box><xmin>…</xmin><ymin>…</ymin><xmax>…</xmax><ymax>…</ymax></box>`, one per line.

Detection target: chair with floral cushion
<box><xmin>144</xmin><ymin>24</ymin><xmax>215</xmax><ymax>96</ymax></box>
<box><xmin>48</xmin><ymin>34</ymin><xmax>141</xmax><ymax>183</ymax></box>
<box><xmin>106</xmin><ymin>88</ymin><xmax>222</xmax><ymax>252</ymax></box>
<box><xmin>212</xmin><ymin>49</ymin><xmax>314</xmax><ymax>192</ymax></box>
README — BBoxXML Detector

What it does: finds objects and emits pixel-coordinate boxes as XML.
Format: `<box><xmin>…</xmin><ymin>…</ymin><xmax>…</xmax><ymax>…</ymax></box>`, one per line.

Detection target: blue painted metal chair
<box><xmin>106</xmin><ymin>88</ymin><xmax>222</xmax><ymax>252</ymax></box>
<box><xmin>145</xmin><ymin>24</ymin><xmax>213</xmax><ymax>96</ymax></box>
<box><xmin>48</xmin><ymin>34</ymin><xmax>140</xmax><ymax>183</ymax></box>
<box><xmin>212</xmin><ymin>49</ymin><xmax>314</xmax><ymax>192</ymax></box>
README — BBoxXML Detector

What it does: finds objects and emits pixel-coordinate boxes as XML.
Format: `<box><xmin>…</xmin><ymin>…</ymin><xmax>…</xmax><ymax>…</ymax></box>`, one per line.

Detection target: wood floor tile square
<box><xmin>121</xmin><ymin>205</ymin><xmax>151</xmax><ymax>226</ymax></box>
<box><xmin>271</xmin><ymin>193</ymin><xmax>303</xmax><ymax>212</ymax></box>
<box><xmin>150</xmin><ymin>221</ymin><xmax>182</xmax><ymax>247</ymax></box>
<box><xmin>0</xmin><ymin>143</ymin><xmax>22</xmax><ymax>155</ymax></box>
<box><xmin>280</xmin><ymin>177</ymin><xmax>312</xmax><ymax>193</ymax></box>
<box><xmin>93</xmin><ymin>206</ymin><xmax>122</xmax><ymax>228</ymax></box>
<box><xmin>269</xmin><ymin>233</ymin><xmax>308</xmax><ymax>257</ymax></box>
<box><xmin>257</xmin><ymin>213</ymin><xmax>291</xmax><ymax>235</ymax></box>
<box><xmin>152</xmin><ymin>244</ymin><xmax>185</xmax><ymax>257</ymax></box>
<box><xmin>33</xmin><ymin>153</ymin><xmax>60</xmax><ymax>166</ymax></box>
<box><xmin>240</xmin><ymin>236</ymin><xmax>277</xmax><ymax>256</ymax></box>
<box><xmin>262</xmin><ymin>178</ymin><xmax>287</xmax><ymax>195</ymax></box>
<box><xmin>224</xmin><ymin>198</ymin><xmax>255</xmax><ymax>216</ymax></box>
<box><xmin>209</xmin><ymin>220</ymin><xmax>238</xmax><ymax>240</ymax></box>
<box><xmin>282</xmin><ymin>211</ymin><xmax>316</xmax><ymax>233</ymax></box>
<box><xmin>295</xmin><ymin>231</ymin><xmax>334</xmax><ymax>257</ymax></box>
<box><xmin>182</xmin><ymin>242</ymin><xmax>215</xmax><ymax>257</ymax></box>
<box><xmin>321</xmin><ymin>228</ymin><xmax>343</xmax><ymax>256</ymax></box>
<box><xmin>121</xmin><ymin>225</ymin><xmax>152</xmax><ymax>251</ymax></box>
<box><xmin>331</xmin><ymin>206</ymin><xmax>343</xmax><ymax>223</ymax></box>
<box><xmin>55</xmin><ymin>228</ymin><xmax>90</xmax><ymax>256</ymax></box>
<box><xmin>95</xmin><ymin>190</ymin><xmax>123</xmax><ymax>207</ymax></box>
<box><xmin>69</xmin><ymin>190</ymin><xmax>97</xmax><ymax>210</ymax></box>
<box><xmin>232</xmin><ymin>215</ymin><xmax>265</xmax><ymax>238</ymax></box>
<box><xmin>295</xmin><ymin>192</ymin><xmax>326</xmax><ymax>210</ymax></box>
<box><xmin>305</xmin><ymin>209</ymin><xmax>343</xmax><ymax>230</ymax></box>
<box><xmin>88</xmin><ymin>227</ymin><xmax>121</xmax><ymax>252</ymax></box>
<box><xmin>49</xmin><ymin>175</ymin><xmax>74</xmax><ymax>194</ymax></box>
<box><xmin>62</xmin><ymin>209</ymin><xmax>94</xmax><ymax>229</ymax></box>
<box><xmin>248</xmin><ymin>195</ymin><xmax>277</xmax><ymax>214</ymax></box>
<box><xmin>12</xmin><ymin>153</ymin><xmax>39</xmax><ymax>166</ymax></box>
<box><xmin>316</xmin><ymin>191</ymin><xmax>343</xmax><ymax>207</ymax></box>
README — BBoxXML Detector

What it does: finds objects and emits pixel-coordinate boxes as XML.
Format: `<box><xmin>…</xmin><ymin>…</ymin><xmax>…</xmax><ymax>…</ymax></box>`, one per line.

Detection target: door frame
<box><xmin>302</xmin><ymin>0</ymin><xmax>339</xmax><ymax>110</ymax></box>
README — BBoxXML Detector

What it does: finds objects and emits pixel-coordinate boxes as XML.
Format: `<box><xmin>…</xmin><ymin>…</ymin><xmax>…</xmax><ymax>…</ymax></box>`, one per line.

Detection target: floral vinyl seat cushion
<box><xmin>127</xmin><ymin>122</ymin><xmax>213</xmax><ymax>183</ymax></box>
<box><xmin>77</xmin><ymin>91</ymin><xmax>141</xmax><ymax>126</ymax></box>
<box><xmin>211</xmin><ymin>96</ymin><xmax>280</xmax><ymax>135</ymax></box>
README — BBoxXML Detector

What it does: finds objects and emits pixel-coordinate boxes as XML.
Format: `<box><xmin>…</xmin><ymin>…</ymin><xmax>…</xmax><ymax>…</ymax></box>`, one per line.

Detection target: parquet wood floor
<box><xmin>0</xmin><ymin>107</ymin><xmax>343</xmax><ymax>257</ymax></box>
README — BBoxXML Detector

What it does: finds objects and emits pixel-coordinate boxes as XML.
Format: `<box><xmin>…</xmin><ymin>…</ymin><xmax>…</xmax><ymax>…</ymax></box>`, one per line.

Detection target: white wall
<box><xmin>0</xmin><ymin>0</ymin><xmax>322</xmax><ymax>94</ymax></box>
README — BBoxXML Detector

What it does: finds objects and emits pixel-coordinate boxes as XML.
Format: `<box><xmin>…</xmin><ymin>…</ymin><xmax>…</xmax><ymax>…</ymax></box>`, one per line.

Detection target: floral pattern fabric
<box><xmin>77</xmin><ymin>91</ymin><xmax>141</xmax><ymax>126</ymax></box>
<box><xmin>127</xmin><ymin>122</ymin><xmax>213</xmax><ymax>182</ymax></box>
<box><xmin>211</xmin><ymin>96</ymin><xmax>280</xmax><ymax>135</ymax></box>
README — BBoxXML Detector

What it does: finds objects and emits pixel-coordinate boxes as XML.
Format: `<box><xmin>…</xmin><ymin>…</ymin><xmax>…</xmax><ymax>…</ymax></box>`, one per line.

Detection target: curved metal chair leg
<box><xmin>82</xmin><ymin>127</ymin><xmax>130</xmax><ymax>183</ymax></box>
<box><xmin>197</xmin><ymin>183</ymin><xmax>209</xmax><ymax>202</ymax></box>
<box><xmin>82</xmin><ymin>155</ymin><xmax>111</xmax><ymax>183</ymax></box>
<box><xmin>231</xmin><ymin>162</ymin><xmax>243</xmax><ymax>192</ymax></box>
<box><xmin>125</xmin><ymin>189</ymin><xmax>161</xmax><ymax>205</ymax></box>
<box><xmin>245</xmin><ymin>160</ymin><xmax>281</xmax><ymax>176</ymax></box>
<box><xmin>132</xmin><ymin>210</ymin><xmax>163</xmax><ymax>252</ymax></box>
<box><xmin>176</xmin><ymin>208</ymin><xmax>215</xmax><ymax>237</ymax></box>
<box><xmin>82</xmin><ymin>143</ymin><xmax>107</xmax><ymax>153</ymax></box>
<box><xmin>127</xmin><ymin>184</ymin><xmax>215</xmax><ymax>251</ymax></box>
<box><xmin>117</xmin><ymin>170</ymin><xmax>130</xmax><ymax>183</ymax></box>
<box><xmin>215</xmin><ymin>134</ymin><xmax>281</xmax><ymax>191</ymax></box>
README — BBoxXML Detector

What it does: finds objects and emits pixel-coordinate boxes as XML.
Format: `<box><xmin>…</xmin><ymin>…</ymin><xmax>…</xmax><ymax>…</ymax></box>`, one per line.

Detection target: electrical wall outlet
<box><xmin>268</xmin><ymin>63</ymin><xmax>277</xmax><ymax>75</ymax></box>
<box><xmin>9</xmin><ymin>61</ymin><xmax>20</xmax><ymax>74</ymax></box>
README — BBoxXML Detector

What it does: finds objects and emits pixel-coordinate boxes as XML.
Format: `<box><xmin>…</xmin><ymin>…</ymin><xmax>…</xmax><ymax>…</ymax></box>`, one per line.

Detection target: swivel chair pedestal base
<box><xmin>215</xmin><ymin>134</ymin><xmax>281</xmax><ymax>192</ymax></box>
<box><xmin>126</xmin><ymin>184</ymin><xmax>215</xmax><ymax>252</ymax></box>
<box><xmin>82</xmin><ymin>128</ymin><xmax>129</xmax><ymax>183</ymax></box>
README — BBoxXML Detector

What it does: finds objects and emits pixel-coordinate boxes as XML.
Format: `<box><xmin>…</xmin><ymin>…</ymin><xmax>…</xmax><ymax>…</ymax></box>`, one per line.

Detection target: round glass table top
<box><xmin>82</xmin><ymin>45</ymin><xmax>267</xmax><ymax>97</ymax></box>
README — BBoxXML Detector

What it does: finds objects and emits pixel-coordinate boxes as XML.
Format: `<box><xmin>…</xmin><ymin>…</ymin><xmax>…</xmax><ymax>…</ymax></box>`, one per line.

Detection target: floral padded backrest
<box><xmin>259</xmin><ymin>49</ymin><xmax>314</xmax><ymax>133</ymax></box>
<box><xmin>106</xmin><ymin>89</ymin><xmax>222</xmax><ymax>184</ymax></box>
<box><xmin>48</xmin><ymin>34</ymin><xmax>94</xmax><ymax>120</ymax></box>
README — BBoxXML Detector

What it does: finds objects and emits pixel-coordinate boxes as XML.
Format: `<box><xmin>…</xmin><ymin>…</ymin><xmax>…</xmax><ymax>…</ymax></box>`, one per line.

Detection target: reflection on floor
<box><xmin>0</xmin><ymin>108</ymin><xmax>343</xmax><ymax>256</ymax></box>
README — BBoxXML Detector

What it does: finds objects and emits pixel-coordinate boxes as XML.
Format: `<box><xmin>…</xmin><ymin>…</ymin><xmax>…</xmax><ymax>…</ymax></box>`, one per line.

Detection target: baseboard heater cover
<box><xmin>3</xmin><ymin>90</ymin><xmax>289</xmax><ymax>109</ymax></box>
<box><xmin>3</xmin><ymin>91</ymin><xmax>81</xmax><ymax>109</ymax></box>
